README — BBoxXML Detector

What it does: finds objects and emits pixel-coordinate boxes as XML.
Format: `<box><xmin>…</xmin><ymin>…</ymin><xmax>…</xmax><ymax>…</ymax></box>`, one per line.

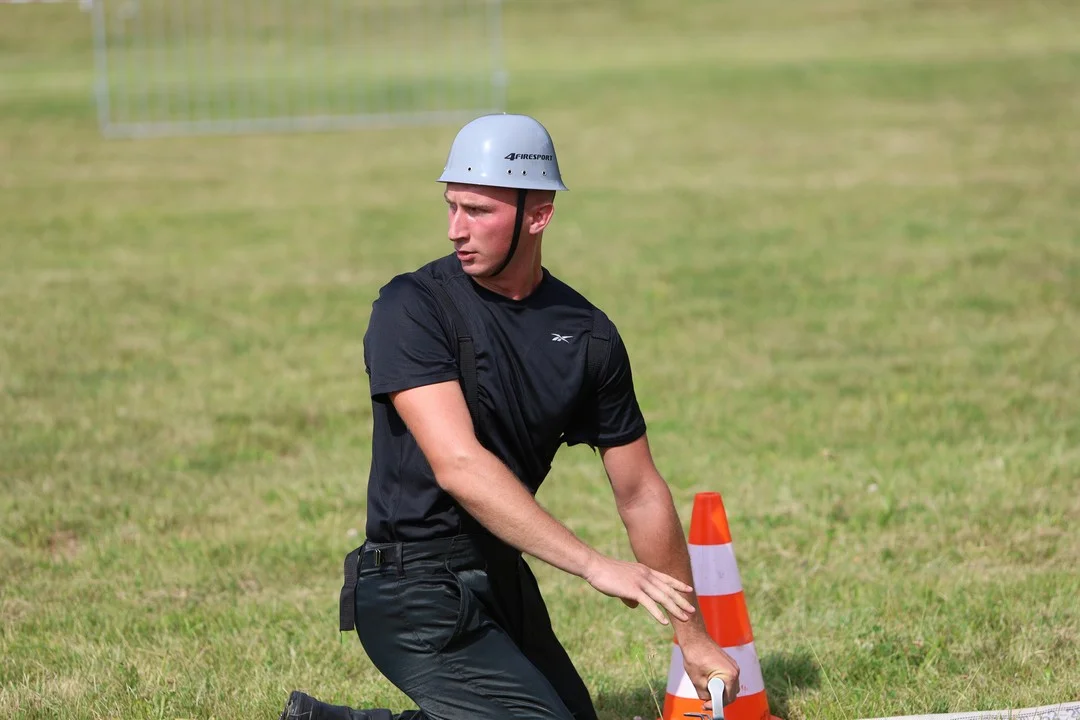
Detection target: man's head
<box><xmin>437</xmin><ymin>114</ymin><xmax>567</xmax><ymax>278</ymax></box>
<box><xmin>443</xmin><ymin>183</ymin><xmax>555</xmax><ymax>278</ymax></box>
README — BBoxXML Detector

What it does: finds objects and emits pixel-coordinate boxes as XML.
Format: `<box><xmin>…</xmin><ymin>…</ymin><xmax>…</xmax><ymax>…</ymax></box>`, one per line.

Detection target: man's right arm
<box><xmin>390</xmin><ymin>380</ymin><xmax>697</xmax><ymax>627</ymax></box>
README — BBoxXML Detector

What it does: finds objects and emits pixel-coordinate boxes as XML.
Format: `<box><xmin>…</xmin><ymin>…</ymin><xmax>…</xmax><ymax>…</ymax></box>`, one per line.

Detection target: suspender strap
<box><xmin>338</xmin><ymin>545</ymin><xmax>361</xmax><ymax>632</ymax></box>
<box><xmin>585</xmin><ymin>306</ymin><xmax>610</xmax><ymax>392</ymax></box>
<box><xmin>417</xmin><ymin>276</ymin><xmax>480</xmax><ymax>427</ymax></box>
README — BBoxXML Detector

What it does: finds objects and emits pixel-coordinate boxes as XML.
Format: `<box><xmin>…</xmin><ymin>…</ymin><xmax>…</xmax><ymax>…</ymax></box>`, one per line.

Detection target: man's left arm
<box><xmin>601</xmin><ymin>433</ymin><xmax>741</xmax><ymax>707</ymax></box>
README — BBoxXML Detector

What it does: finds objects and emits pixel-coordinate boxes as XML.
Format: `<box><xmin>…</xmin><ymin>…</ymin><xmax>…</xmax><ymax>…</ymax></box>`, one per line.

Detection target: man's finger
<box><xmin>724</xmin><ymin>675</ymin><xmax>739</xmax><ymax>706</ymax></box>
<box><xmin>662</xmin><ymin>594</ymin><xmax>692</xmax><ymax>622</ymax></box>
<box><xmin>655</xmin><ymin>570</ymin><xmax>693</xmax><ymax>594</ymax></box>
<box><xmin>644</xmin><ymin>580</ymin><xmax>690</xmax><ymax>621</ymax></box>
<box><xmin>649</xmin><ymin>577</ymin><xmax>696</xmax><ymax>617</ymax></box>
<box><xmin>640</xmin><ymin>596</ymin><xmax>669</xmax><ymax>625</ymax></box>
<box><xmin>665</xmin><ymin>583</ymin><xmax>696</xmax><ymax>614</ymax></box>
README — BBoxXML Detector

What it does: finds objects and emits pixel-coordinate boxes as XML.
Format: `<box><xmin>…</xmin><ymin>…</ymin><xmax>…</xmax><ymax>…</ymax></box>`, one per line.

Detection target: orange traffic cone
<box><xmin>659</xmin><ymin>492</ymin><xmax>781</xmax><ymax>720</ymax></box>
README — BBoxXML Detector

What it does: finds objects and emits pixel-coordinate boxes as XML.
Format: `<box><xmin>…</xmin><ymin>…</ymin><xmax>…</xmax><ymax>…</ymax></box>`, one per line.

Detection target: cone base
<box><xmin>661</xmin><ymin>690</ymin><xmax>773</xmax><ymax>720</ymax></box>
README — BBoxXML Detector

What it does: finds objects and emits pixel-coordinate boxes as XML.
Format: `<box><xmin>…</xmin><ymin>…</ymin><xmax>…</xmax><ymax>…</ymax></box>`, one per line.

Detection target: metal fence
<box><xmin>90</xmin><ymin>0</ymin><xmax>506</xmax><ymax>137</ymax></box>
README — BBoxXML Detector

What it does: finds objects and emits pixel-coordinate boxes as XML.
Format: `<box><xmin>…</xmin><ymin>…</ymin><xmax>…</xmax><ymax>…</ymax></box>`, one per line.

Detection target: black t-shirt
<box><xmin>362</xmin><ymin>253</ymin><xmax>647</xmax><ymax>542</ymax></box>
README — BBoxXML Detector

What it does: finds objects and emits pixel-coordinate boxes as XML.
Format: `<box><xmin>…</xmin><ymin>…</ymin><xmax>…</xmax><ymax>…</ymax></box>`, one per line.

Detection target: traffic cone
<box><xmin>659</xmin><ymin>492</ymin><xmax>780</xmax><ymax>720</ymax></box>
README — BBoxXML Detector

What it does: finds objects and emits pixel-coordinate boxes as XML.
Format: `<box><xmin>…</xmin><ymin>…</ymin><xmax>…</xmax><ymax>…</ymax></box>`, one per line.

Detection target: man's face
<box><xmin>444</xmin><ymin>183</ymin><xmax>521</xmax><ymax>277</ymax></box>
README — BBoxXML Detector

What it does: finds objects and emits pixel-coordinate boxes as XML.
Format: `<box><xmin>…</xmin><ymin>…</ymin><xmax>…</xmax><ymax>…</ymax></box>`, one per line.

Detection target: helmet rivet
<box><xmin>522</xmin><ymin>170</ymin><xmax>527</xmax><ymax>175</ymax></box>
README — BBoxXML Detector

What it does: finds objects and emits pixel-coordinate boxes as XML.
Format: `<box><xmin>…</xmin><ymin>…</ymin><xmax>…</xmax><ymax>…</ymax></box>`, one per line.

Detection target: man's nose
<box><xmin>448</xmin><ymin>209</ymin><xmax>467</xmax><ymax>241</ymax></box>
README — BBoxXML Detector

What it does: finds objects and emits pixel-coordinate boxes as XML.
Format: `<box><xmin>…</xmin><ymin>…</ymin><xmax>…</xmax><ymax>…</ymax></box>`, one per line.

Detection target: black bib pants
<box><xmin>322</xmin><ymin>535</ymin><xmax>598</xmax><ymax>720</ymax></box>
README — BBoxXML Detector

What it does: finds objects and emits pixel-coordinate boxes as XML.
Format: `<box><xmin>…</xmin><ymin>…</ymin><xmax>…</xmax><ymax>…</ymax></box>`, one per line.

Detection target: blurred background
<box><xmin>1</xmin><ymin>1</ymin><xmax>1078</xmax><ymax>718</ymax></box>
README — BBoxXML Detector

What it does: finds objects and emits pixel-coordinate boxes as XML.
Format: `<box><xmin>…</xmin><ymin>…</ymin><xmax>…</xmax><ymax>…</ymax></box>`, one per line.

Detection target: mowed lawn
<box><xmin>2</xmin><ymin>1</ymin><xmax>1079</xmax><ymax>719</ymax></box>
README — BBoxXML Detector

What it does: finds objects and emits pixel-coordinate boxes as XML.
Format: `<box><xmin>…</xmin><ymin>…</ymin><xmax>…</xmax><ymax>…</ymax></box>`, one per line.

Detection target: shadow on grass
<box><xmin>762</xmin><ymin>648</ymin><xmax>821</xmax><ymax>719</ymax></box>
<box><xmin>592</xmin><ymin>649</ymin><xmax>821</xmax><ymax>720</ymax></box>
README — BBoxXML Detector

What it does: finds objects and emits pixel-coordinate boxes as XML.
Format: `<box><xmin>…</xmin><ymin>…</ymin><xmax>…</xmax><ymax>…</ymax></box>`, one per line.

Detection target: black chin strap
<box><xmin>488</xmin><ymin>188</ymin><xmax>528</xmax><ymax>278</ymax></box>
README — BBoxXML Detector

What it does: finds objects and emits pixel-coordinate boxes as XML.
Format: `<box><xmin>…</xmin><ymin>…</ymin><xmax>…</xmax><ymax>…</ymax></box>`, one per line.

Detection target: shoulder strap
<box><xmin>585</xmin><ymin>306</ymin><xmax>612</xmax><ymax>396</ymax></box>
<box><xmin>413</xmin><ymin>275</ymin><xmax>480</xmax><ymax>428</ymax></box>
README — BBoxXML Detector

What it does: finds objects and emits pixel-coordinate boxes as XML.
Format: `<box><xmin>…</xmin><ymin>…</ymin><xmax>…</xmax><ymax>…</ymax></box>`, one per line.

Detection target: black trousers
<box><xmin>333</xmin><ymin>535</ymin><xmax>598</xmax><ymax>720</ymax></box>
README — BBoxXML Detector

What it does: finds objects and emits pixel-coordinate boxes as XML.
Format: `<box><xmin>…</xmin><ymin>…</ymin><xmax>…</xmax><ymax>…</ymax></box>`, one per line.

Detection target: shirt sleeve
<box><xmin>565</xmin><ymin>318</ymin><xmax>648</xmax><ymax>449</ymax></box>
<box><xmin>363</xmin><ymin>274</ymin><xmax>460</xmax><ymax>400</ymax></box>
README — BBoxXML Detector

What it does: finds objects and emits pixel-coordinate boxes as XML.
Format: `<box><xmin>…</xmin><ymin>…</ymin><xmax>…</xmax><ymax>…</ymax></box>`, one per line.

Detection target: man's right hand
<box><xmin>683</xmin><ymin>639</ymin><xmax>740</xmax><ymax>708</ymax></box>
<box><xmin>582</xmin><ymin>554</ymin><xmax>697</xmax><ymax>625</ymax></box>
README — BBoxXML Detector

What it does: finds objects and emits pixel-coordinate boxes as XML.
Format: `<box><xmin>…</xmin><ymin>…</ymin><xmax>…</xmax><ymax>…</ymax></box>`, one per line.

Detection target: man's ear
<box><xmin>528</xmin><ymin>201</ymin><xmax>556</xmax><ymax>235</ymax></box>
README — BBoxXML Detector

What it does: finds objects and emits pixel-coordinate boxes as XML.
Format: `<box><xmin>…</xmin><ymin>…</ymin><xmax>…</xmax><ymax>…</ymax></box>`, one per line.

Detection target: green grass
<box><xmin>2</xmin><ymin>0</ymin><xmax>1079</xmax><ymax>718</ymax></box>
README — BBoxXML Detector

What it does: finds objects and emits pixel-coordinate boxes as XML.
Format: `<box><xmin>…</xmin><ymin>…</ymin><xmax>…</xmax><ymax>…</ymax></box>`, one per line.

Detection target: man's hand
<box><xmin>581</xmin><ymin>555</ymin><xmax>697</xmax><ymax>626</ymax></box>
<box><xmin>682</xmin><ymin>640</ymin><xmax>740</xmax><ymax>708</ymax></box>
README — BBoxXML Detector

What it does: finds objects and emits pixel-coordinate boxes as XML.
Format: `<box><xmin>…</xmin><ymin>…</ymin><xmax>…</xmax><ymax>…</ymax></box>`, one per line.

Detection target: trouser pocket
<box><xmin>356</xmin><ymin>562</ymin><xmax>478</xmax><ymax>656</ymax></box>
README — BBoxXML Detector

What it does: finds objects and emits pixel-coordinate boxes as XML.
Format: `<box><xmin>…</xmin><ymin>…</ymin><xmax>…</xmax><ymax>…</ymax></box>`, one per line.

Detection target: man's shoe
<box><xmin>278</xmin><ymin>690</ymin><xmax>396</xmax><ymax>720</ymax></box>
<box><xmin>279</xmin><ymin>691</ymin><xmax>319</xmax><ymax>720</ymax></box>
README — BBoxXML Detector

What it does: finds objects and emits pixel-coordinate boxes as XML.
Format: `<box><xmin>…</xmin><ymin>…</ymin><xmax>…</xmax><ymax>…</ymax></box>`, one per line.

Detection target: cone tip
<box><xmin>689</xmin><ymin>491</ymin><xmax>732</xmax><ymax>545</ymax></box>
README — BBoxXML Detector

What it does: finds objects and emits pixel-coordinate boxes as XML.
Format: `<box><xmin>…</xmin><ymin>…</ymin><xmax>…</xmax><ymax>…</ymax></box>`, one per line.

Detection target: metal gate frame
<box><xmin>89</xmin><ymin>0</ymin><xmax>506</xmax><ymax>138</ymax></box>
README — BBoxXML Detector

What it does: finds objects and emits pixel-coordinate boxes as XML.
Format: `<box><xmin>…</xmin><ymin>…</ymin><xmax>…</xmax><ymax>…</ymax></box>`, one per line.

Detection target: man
<box><xmin>281</xmin><ymin>114</ymin><xmax>738</xmax><ymax>720</ymax></box>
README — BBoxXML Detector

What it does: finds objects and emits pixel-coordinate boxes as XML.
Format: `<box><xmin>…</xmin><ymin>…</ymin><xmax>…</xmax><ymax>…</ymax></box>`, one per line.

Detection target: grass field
<box><xmin>2</xmin><ymin>1</ymin><xmax>1080</xmax><ymax>718</ymax></box>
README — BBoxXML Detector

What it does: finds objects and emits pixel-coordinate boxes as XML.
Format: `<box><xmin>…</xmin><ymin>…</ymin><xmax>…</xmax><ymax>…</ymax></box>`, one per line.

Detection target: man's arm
<box><xmin>390</xmin><ymin>380</ymin><xmax>696</xmax><ymax>626</ymax></box>
<box><xmin>600</xmin><ymin>433</ymin><xmax>741</xmax><ymax>707</ymax></box>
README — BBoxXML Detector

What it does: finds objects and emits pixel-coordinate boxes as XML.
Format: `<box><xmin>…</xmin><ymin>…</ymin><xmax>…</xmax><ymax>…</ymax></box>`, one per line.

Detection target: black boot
<box><xmin>279</xmin><ymin>691</ymin><xmax>397</xmax><ymax>720</ymax></box>
<box><xmin>279</xmin><ymin>692</ymin><xmax>318</xmax><ymax>720</ymax></box>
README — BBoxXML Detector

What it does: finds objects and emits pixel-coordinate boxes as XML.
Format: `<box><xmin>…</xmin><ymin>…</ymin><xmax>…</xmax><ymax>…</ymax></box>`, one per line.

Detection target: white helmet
<box><xmin>437</xmin><ymin>114</ymin><xmax>568</xmax><ymax>191</ymax></box>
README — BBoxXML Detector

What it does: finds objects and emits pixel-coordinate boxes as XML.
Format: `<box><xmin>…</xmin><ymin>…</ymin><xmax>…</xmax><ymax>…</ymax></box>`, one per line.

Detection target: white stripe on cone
<box><xmin>665</xmin><ymin>642</ymin><xmax>766</xmax><ymax>699</ymax></box>
<box><xmin>688</xmin><ymin>543</ymin><xmax>743</xmax><ymax>597</ymax></box>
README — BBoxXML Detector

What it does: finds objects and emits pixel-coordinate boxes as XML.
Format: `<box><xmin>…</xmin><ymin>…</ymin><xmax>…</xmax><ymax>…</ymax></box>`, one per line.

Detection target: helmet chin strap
<box><xmin>487</xmin><ymin>189</ymin><xmax>528</xmax><ymax>278</ymax></box>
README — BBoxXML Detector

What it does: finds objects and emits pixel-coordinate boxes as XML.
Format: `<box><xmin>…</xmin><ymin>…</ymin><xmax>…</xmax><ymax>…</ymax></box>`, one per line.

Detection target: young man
<box><xmin>281</xmin><ymin>114</ymin><xmax>738</xmax><ymax>720</ymax></box>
